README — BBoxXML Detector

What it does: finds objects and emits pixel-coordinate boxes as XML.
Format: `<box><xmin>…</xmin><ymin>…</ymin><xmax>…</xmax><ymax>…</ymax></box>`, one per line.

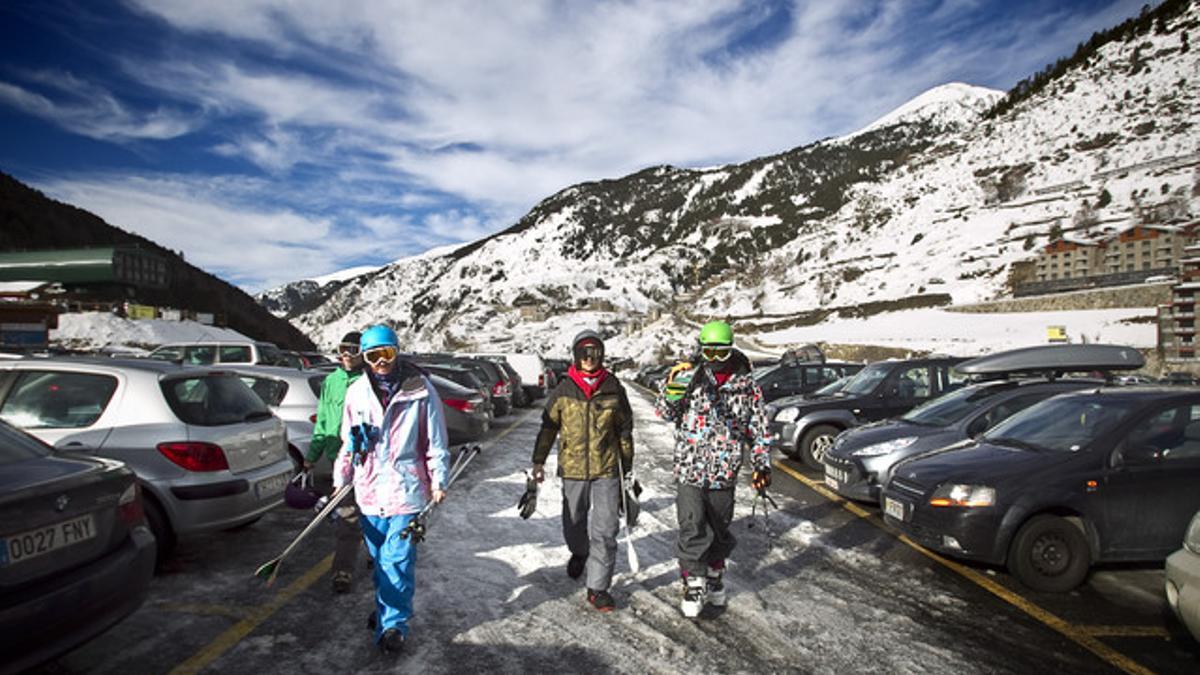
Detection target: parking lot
<box><xmin>25</xmin><ymin>387</ymin><xmax>1200</xmax><ymax>674</ymax></box>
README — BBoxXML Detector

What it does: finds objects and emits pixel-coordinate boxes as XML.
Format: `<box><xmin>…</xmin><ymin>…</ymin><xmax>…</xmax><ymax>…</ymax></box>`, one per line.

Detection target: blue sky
<box><xmin>0</xmin><ymin>0</ymin><xmax>1149</xmax><ymax>292</ymax></box>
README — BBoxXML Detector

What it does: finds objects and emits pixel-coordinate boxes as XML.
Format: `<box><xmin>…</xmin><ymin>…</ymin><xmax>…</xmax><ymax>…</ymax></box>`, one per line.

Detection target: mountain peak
<box><xmin>857</xmin><ymin>82</ymin><xmax>1003</xmax><ymax>136</ymax></box>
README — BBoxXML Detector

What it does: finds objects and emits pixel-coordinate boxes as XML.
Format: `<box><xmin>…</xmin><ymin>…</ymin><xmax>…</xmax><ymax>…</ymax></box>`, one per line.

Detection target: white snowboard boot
<box><xmin>705</xmin><ymin>568</ymin><xmax>726</xmax><ymax>607</ymax></box>
<box><xmin>680</xmin><ymin>575</ymin><xmax>707</xmax><ymax>618</ymax></box>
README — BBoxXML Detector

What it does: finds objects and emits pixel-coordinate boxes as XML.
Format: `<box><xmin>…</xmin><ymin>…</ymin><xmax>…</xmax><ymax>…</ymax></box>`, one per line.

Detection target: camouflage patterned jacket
<box><xmin>533</xmin><ymin>373</ymin><xmax>634</xmax><ymax>480</ymax></box>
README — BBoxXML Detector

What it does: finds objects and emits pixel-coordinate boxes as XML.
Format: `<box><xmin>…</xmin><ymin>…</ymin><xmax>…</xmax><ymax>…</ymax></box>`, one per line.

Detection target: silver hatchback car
<box><xmin>225</xmin><ymin>364</ymin><xmax>325</xmax><ymax>469</ymax></box>
<box><xmin>0</xmin><ymin>357</ymin><xmax>293</xmax><ymax>561</ymax></box>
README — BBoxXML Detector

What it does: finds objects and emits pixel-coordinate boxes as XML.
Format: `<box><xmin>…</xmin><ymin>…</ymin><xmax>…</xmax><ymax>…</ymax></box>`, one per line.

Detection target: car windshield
<box><xmin>752</xmin><ymin>364</ymin><xmax>781</xmax><ymax>383</ymax></box>
<box><xmin>982</xmin><ymin>396</ymin><xmax>1139</xmax><ymax>452</ymax></box>
<box><xmin>0</xmin><ymin>419</ymin><xmax>51</xmax><ymax>463</ymax></box>
<box><xmin>813</xmin><ymin>377</ymin><xmax>848</xmax><ymax>396</ymax></box>
<box><xmin>902</xmin><ymin>384</ymin><xmax>1009</xmax><ymax>426</ymax></box>
<box><xmin>841</xmin><ymin>364</ymin><xmax>890</xmax><ymax>395</ymax></box>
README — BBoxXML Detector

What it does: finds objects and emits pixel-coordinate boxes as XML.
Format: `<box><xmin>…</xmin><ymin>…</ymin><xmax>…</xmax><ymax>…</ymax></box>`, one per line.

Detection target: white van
<box><xmin>147</xmin><ymin>340</ymin><xmax>287</xmax><ymax>367</ymax></box>
<box><xmin>470</xmin><ymin>352</ymin><xmax>550</xmax><ymax>400</ymax></box>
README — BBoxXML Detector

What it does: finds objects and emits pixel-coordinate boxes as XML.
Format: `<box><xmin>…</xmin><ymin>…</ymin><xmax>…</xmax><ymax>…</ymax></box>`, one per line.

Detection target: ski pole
<box><xmin>616</xmin><ymin>452</ymin><xmax>641</xmax><ymax>573</ymax></box>
<box><xmin>400</xmin><ymin>444</ymin><xmax>482</xmax><ymax>542</ymax></box>
<box><xmin>749</xmin><ymin>490</ymin><xmax>778</xmax><ymax>550</ymax></box>
<box><xmin>255</xmin><ymin>483</ymin><xmax>354</xmax><ymax>586</ymax></box>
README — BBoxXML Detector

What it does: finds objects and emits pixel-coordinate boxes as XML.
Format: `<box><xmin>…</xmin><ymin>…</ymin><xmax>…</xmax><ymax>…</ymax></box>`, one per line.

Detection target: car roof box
<box><xmin>956</xmin><ymin>344</ymin><xmax>1144</xmax><ymax>379</ymax></box>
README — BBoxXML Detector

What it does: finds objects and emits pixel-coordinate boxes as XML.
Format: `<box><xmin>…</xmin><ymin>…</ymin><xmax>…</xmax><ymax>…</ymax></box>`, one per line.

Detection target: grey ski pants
<box><xmin>675</xmin><ymin>483</ymin><xmax>736</xmax><ymax>577</ymax></box>
<box><xmin>561</xmin><ymin>477</ymin><xmax>620</xmax><ymax>591</ymax></box>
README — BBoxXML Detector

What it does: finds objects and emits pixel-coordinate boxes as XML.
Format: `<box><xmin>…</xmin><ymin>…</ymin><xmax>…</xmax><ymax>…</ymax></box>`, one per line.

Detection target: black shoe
<box><xmin>366</xmin><ymin>611</ymin><xmax>377</xmax><ymax>631</ymax></box>
<box><xmin>587</xmin><ymin>588</ymin><xmax>615</xmax><ymax>612</ymax></box>
<box><xmin>379</xmin><ymin>628</ymin><xmax>404</xmax><ymax>655</ymax></box>
<box><xmin>566</xmin><ymin>554</ymin><xmax>586</xmax><ymax>579</ymax></box>
<box><xmin>332</xmin><ymin>571</ymin><xmax>352</xmax><ymax>594</ymax></box>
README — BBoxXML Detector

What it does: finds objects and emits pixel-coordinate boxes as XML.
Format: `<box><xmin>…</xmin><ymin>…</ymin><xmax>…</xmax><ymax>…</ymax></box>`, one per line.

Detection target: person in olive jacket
<box><xmin>303</xmin><ymin>330</ymin><xmax>365</xmax><ymax>593</ymax></box>
<box><xmin>532</xmin><ymin>329</ymin><xmax>634</xmax><ymax>612</ymax></box>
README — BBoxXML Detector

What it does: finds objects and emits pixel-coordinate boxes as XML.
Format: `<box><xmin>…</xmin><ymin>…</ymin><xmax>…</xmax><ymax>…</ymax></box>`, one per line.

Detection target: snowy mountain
<box><xmin>283</xmin><ymin>2</ymin><xmax>1200</xmax><ymax>363</ymax></box>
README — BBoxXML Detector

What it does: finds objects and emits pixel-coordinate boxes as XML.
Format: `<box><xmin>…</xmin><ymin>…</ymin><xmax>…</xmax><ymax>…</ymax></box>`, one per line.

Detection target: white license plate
<box><xmin>824</xmin><ymin>475</ymin><xmax>840</xmax><ymax>491</ymax></box>
<box><xmin>825</xmin><ymin>466</ymin><xmax>849</xmax><ymax>483</ymax></box>
<box><xmin>255</xmin><ymin>471</ymin><xmax>291</xmax><ymax>500</ymax></box>
<box><xmin>1</xmin><ymin>513</ymin><xmax>96</xmax><ymax>567</ymax></box>
<box><xmin>884</xmin><ymin>497</ymin><xmax>907</xmax><ymax>522</ymax></box>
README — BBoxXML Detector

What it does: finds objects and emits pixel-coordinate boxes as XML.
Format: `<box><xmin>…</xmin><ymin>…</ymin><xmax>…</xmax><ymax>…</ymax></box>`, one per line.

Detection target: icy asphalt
<box><xmin>31</xmin><ymin>386</ymin><xmax>1199</xmax><ymax>675</ymax></box>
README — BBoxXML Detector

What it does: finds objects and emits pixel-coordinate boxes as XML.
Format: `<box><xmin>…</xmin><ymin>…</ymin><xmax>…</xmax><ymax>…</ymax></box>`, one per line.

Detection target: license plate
<box><xmin>255</xmin><ymin>471</ymin><xmax>291</xmax><ymax>500</ymax></box>
<box><xmin>1</xmin><ymin>513</ymin><xmax>96</xmax><ymax>567</ymax></box>
<box><xmin>825</xmin><ymin>465</ymin><xmax>849</xmax><ymax>483</ymax></box>
<box><xmin>884</xmin><ymin>496</ymin><xmax>907</xmax><ymax>522</ymax></box>
<box><xmin>824</xmin><ymin>475</ymin><xmax>840</xmax><ymax>491</ymax></box>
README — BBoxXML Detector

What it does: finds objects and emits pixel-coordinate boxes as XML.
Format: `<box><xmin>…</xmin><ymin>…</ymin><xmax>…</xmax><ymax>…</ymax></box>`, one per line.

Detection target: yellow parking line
<box><xmin>1077</xmin><ymin>625</ymin><xmax>1171</xmax><ymax>638</ymax></box>
<box><xmin>772</xmin><ymin>460</ymin><xmax>1157</xmax><ymax>675</ymax></box>
<box><xmin>169</xmin><ymin>411</ymin><xmax>535</xmax><ymax>674</ymax></box>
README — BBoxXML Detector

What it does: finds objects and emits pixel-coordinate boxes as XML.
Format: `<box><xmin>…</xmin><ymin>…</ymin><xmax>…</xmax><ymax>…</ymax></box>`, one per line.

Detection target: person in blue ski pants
<box><xmin>335</xmin><ymin>325</ymin><xmax>451</xmax><ymax>655</ymax></box>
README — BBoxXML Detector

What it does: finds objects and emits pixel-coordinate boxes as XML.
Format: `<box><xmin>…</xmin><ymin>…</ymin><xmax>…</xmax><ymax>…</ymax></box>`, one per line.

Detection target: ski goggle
<box><xmin>363</xmin><ymin>346</ymin><xmax>398</xmax><ymax>366</ymax></box>
<box><xmin>338</xmin><ymin>343</ymin><xmax>360</xmax><ymax>356</ymax></box>
<box><xmin>576</xmin><ymin>345</ymin><xmax>603</xmax><ymax>361</ymax></box>
<box><xmin>700</xmin><ymin>345</ymin><xmax>732</xmax><ymax>362</ymax></box>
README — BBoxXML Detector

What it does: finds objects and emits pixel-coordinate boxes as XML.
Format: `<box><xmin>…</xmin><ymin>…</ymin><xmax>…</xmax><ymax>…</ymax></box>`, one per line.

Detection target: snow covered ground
<box><xmin>756</xmin><ymin>307</ymin><xmax>1156</xmax><ymax>356</ymax></box>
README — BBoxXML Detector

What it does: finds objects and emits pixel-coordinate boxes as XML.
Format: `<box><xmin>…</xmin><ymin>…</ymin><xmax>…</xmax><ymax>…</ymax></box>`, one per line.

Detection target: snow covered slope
<box><xmin>283</xmin><ymin>4</ymin><xmax>1199</xmax><ymax>363</ymax></box>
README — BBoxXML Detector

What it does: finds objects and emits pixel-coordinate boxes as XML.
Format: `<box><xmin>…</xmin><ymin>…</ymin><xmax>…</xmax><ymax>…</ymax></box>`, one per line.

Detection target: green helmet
<box><xmin>698</xmin><ymin>320</ymin><xmax>733</xmax><ymax>346</ymax></box>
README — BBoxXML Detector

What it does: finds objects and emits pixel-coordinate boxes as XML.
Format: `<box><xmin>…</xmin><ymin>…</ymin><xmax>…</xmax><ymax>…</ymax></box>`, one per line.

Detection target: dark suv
<box><xmin>768</xmin><ymin>356</ymin><xmax>969</xmax><ymax>470</ymax></box>
<box><xmin>753</xmin><ymin>360</ymin><xmax>863</xmax><ymax>403</ymax></box>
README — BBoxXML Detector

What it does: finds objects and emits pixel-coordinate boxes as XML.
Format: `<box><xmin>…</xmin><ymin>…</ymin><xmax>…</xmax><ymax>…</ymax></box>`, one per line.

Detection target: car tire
<box><xmin>143</xmin><ymin>497</ymin><xmax>176</xmax><ymax>570</ymax></box>
<box><xmin>1007</xmin><ymin>515</ymin><xmax>1091</xmax><ymax>592</ymax></box>
<box><xmin>800</xmin><ymin>424</ymin><xmax>840</xmax><ymax>471</ymax></box>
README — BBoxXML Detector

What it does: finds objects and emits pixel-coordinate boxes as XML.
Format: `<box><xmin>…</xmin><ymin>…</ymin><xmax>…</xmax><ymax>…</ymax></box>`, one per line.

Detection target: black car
<box><xmin>415</xmin><ymin>355</ymin><xmax>511</xmax><ymax>417</ymax></box>
<box><xmin>753</xmin><ymin>360</ymin><xmax>863</xmax><ymax>403</ymax></box>
<box><xmin>882</xmin><ymin>387</ymin><xmax>1200</xmax><ymax>592</ymax></box>
<box><xmin>544</xmin><ymin>358</ymin><xmax>570</xmax><ymax>384</ymax></box>
<box><xmin>0</xmin><ymin>419</ymin><xmax>157</xmax><ymax>671</ymax></box>
<box><xmin>824</xmin><ymin>344</ymin><xmax>1144</xmax><ymax>504</ymax></box>
<box><xmin>768</xmin><ymin>356</ymin><xmax>969</xmax><ymax>470</ymax></box>
<box><xmin>429</xmin><ymin>374</ymin><xmax>490</xmax><ymax>444</ymax></box>
<box><xmin>421</xmin><ymin>362</ymin><xmax>495</xmax><ymax>420</ymax></box>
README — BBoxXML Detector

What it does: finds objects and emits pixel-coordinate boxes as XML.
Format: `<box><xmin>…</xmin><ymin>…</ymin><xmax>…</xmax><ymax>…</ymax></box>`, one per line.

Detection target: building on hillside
<box><xmin>1161</xmin><ymin>239</ymin><xmax>1200</xmax><ymax>363</ymax></box>
<box><xmin>0</xmin><ymin>246</ymin><xmax>168</xmax><ymax>297</ymax></box>
<box><xmin>1017</xmin><ymin>219</ymin><xmax>1200</xmax><ymax>297</ymax></box>
<box><xmin>0</xmin><ymin>282</ymin><xmax>60</xmax><ymax>351</ymax></box>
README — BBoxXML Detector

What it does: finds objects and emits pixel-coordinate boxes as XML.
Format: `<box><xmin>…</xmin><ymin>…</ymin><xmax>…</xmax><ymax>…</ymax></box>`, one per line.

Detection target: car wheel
<box><xmin>800</xmin><ymin>424</ymin><xmax>839</xmax><ymax>470</ymax></box>
<box><xmin>1007</xmin><ymin>515</ymin><xmax>1091</xmax><ymax>592</ymax></box>
<box><xmin>143</xmin><ymin>497</ymin><xmax>176</xmax><ymax>570</ymax></box>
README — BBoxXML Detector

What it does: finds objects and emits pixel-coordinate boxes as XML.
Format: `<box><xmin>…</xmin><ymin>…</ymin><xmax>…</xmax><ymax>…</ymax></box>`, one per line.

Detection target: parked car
<box><xmin>881</xmin><ymin>387</ymin><xmax>1200</xmax><ymax>591</ymax></box>
<box><xmin>459</xmin><ymin>357</ymin><xmax>513</xmax><ymax>417</ymax></box>
<box><xmin>0</xmin><ymin>357</ymin><xmax>293</xmax><ymax>561</ymax></box>
<box><xmin>753</xmin><ymin>359</ymin><xmax>864</xmax><ymax>403</ymax></box>
<box><xmin>489</xmin><ymin>358</ymin><xmax>531</xmax><ymax>408</ymax></box>
<box><xmin>544</xmin><ymin>357</ymin><xmax>570</xmax><ymax>383</ymax></box>
<box><xmin>420</xmin><ymin>362</ymin><xmax>494</xmax><ymax>420</ymax></box>
<box><xmin>1165</xmin><ymin>509</ymin><xmax>1200</xmax><ymax>642</ymax></box>
<box><xmin>474</xmin><ymin>352</ymin><xmax>551</xmax><ymax>401</ymax></box>
<box><xmin>0</xmin><ymin>419</ymin><xmax>157</xmax><ymax>672</ymax></box>
<box><xmin>768</xmin><ymin>356</ymin><xmax>970</xmax><ymax>470</ymax></box>
<box><xmin>823</xmin><ymin>344</ymin><xmax>1143</xmax><ymax>504</ymax></box>
<box><xmin>146</xmin><ymin>340</ymin><xmax>288</xmax><ymax>367</ymax></box>
<box><xmin>1164</xmin><ymin>371</ymin><xmax>1199</xmax><ymax>386</ymax></box>
<box><xmin>226</xmin><ymin>365</ymin><xmax>327</xmax><ymax>471</ymax></box>
<box><xmin>413</xmin><ymin>355</ymin><xmax>509</xmax><ymax>417</ymax></box>
<box><xmin>429</xmin><ymin>374</ymin><xmax>490</xmax><ymax>445</ymax></box>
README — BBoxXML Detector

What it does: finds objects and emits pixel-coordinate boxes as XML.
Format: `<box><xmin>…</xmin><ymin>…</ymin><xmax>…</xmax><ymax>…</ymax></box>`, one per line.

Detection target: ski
<box><xmin>616</xmin><ymin>453</ymin><xmax>641</xmax><ymax>573</ymax></box>
<box><xmin>255</xmin><ymin>482</ymin><xmax>354</xmax><ymax>586</ymax></box>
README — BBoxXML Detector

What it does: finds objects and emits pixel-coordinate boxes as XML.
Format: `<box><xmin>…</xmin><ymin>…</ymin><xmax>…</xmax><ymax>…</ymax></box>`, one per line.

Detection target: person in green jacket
<box><xmin>303</xmin><ymin>330</ymin><xmax>365</xmax><ymax>593</ymax></box>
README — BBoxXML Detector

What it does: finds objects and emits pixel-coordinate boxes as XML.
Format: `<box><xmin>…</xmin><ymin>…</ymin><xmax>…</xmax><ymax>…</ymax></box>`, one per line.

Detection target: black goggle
<box><xmin>574</xmin><ymin>345</ymin><xmax>603</xmax><ymax>361</ymax></box>
<box><xmin>338</xmin><ymin>343</ymin><xmax>360</xmax><ymax>356</ymax></box>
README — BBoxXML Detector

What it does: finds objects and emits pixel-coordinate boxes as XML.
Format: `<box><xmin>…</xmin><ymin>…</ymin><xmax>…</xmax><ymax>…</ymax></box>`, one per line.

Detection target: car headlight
<box><xmin>775</xmin><ymin>407</ymin><xmax>799</xmax><ymax>423</ymax></box>
<box><xmin>929</xmin><ymin>483</ymin><xmax>996</xmax><ymax>508</ymax></box>
<box><xmin>1185</xmin><ymin>511</ymin><xmax>1200</xmax><ymax>554</ymax></box>
<box><xmin>852</xmin><ymin>436</ymin><xmax>918</xmax><ymax>457</ymax></box>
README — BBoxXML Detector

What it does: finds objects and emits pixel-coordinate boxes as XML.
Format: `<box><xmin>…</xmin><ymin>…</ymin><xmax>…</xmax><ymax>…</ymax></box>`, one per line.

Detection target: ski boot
<box><xmin>587</xmin><ymin>588</ymin><xmax>616</xmax><ymax>612</ymax></box>
<box><xmin>680</xmin><ymin>575</ymin><xmax>707</xmax><ymax>618</ymax></box>
<box><xmin>379</xmin><ymin>628</ymin><xmax>404</xmax><ymax>655</ymax></box>
<box><xmin>332</xmin><ymin>571</ymin><xmax>352</xmax><ymax>594</ymax></box>
<box><xmin>705</xmin><ymin>567</ymin><xmax>726</xmax><ymax>607</ymax></box>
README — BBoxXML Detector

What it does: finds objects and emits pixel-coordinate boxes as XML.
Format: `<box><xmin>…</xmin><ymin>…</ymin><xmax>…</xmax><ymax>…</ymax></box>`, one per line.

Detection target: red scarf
<box><xmin>567</xmin><ymin>364</ymin><xmax>609</xmax><ymax>399</ymax></box>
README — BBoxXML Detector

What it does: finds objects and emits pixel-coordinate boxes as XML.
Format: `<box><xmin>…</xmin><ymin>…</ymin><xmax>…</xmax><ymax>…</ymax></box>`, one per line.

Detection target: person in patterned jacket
<box><xmin>655</xmin><ymin>320</ymin><xmax>772</xmax><ymax>618</ymax></box>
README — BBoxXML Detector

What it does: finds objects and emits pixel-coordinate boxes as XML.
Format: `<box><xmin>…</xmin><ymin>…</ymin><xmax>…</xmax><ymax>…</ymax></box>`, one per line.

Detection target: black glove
<box><xmin>517</xmin><ymin>473</ymin><xmax>538</xmax><ymax>519</ymax></box>
<box><xmin>751</xmin><ymin>467</ymin><xmax>771</xmax><ymax>495</ymax></box>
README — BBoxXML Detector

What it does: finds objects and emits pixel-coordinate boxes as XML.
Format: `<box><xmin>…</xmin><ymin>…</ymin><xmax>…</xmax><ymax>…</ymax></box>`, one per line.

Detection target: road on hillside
<box><xmin>28</xmin><ymin>386</ymin><xmax>1200</xmax><ymax>675</ymax></box>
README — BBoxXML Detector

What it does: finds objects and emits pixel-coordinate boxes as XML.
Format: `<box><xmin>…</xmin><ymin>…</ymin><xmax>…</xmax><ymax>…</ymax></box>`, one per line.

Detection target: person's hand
<box><xmin>751</xmin><ymin>467</ymin><xmax>772</xmax><ymax>494</ymax></box>
<box><xmin>302</xmin><ymin>460</ymin><xmax>314</xmax><ymax>471</ymax></box>
<box><xmin>432</xmin><ymin>489</ymin><xmax>446</xmax><ymax>504</ymax></box>
<box><xmin>532</xmin><ymin>464</ymin><xmax>545</xmax><ymax>483</ymax></box>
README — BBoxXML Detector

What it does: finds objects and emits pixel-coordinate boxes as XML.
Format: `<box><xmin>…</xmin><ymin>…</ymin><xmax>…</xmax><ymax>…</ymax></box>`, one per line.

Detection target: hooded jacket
<box><xmin>655</xmin><ymin>349</ymin><xmax>771</xmax><ymax>489</ymax></box>
<box><xmin>335</xmin><ymin>363</ymin><xmax>451</xmax><ymax>517</ymax></box>
<box><xmin>532</xmin><ymin>369</ymin><xmax>634</xmax><ymax>480</ymax></box>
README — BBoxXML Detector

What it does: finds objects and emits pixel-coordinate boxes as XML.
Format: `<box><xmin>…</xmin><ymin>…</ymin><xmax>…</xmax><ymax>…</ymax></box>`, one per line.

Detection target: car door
<box><xmin>0</xmin><ymin>369</ymin><xmax>120</xmax><ymax>452</ymax></box>
<box><xmin>1103</xmin><ymin>400</ymin><xmax>1200</xmax><ymax>557</ymax></box>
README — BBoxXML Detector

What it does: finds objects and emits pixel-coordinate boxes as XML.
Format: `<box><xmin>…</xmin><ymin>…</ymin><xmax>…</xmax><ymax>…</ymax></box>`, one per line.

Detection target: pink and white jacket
<box><xmin>334</xmin><ymin>367</ymin><xmax>451</xmax><ymax>517</ymax></box>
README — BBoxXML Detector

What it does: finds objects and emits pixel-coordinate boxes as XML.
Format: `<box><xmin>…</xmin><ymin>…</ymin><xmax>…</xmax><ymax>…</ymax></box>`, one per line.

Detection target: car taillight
<box><xmin>118</xmin><ymin>483</ymin><xmax>145</xmax><ymax>525</ymax></box>
<box><xmin>309</xmin><ymin>413</ymin><xmax>318</xmax><ymax>423</ymax></box>
<box><xmin>492</xmin><ymin>381</ymin><xmax>504</xmax><ymax>396</ymax></box>
<box><xmin>444</xmin><ymin>398</ymin><xmax>476</xmax><ymax>413</ymax></box>
<box><xmin>539</xmin><ymin>373</ymin><xmax>545</xmax><ymax>387</ymax></box>
<box><xmin>157</xmin><ymin>441</ymin><xmax>230</xmax><ymax>472</ymax></box>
